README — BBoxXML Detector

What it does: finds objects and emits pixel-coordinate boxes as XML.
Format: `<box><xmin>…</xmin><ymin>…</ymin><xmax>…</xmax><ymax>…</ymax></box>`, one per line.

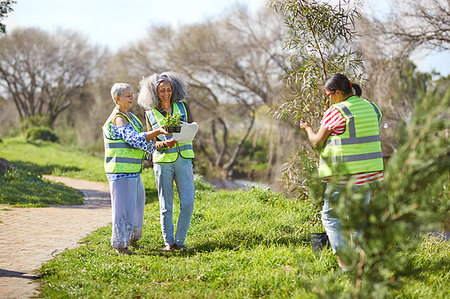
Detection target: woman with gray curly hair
<box><xmin>138</xmin><ymin>72</ymin><xmax>195</xmax><ymax>251</ymax></box>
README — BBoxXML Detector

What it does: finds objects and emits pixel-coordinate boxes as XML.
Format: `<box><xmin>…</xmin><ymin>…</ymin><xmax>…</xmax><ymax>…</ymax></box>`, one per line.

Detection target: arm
<box><xmin>300</xmin><ymin>120</ymin><xmax>331</xmax><ymax>148</ymax></box>
<box><xmin>111</xmin><ymin>117</ymin><xmax>155</xmax><ymax>154</ymax></box>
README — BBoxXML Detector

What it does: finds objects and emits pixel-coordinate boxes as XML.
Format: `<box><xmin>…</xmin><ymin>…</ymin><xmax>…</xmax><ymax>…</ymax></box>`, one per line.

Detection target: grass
<box><xmin>38</xmin><ymin>186</ymin><xmax>449</xmax><ymax>298</ymax></box>
<box><xmin>39</xmin><ymin>187</ymin><xmax>351</xmax><ymax>298</ymax></box>
<box><xmin>0</xmin><ymin>137</ymin><xmax>106</xmax><ymax>182</ymax></box>
<box><xmin>1</xmin><ymin>137</ymin><xmax>448</xmax><ymax>297</ymax></box>
<box><xmin>0</xmin><ymin>170</ymin><xmax>83</xmax><ymax>207</ymax></box>
<box><xmin>0</xmin><ymin>137</ymin><xmax>102</xmax><ymax>207</ymax></box>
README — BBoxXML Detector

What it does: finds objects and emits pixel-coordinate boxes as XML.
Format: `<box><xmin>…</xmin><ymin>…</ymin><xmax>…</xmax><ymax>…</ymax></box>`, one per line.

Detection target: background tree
<box><xmin>368</xmin><ymin>0</ymin><xmax>450</xmax><ymax>53</ymax></box>
<box><xmin>0</xmin><ymin>0</ymin><xmax>15</xmax><ymax>34</ymax></box>
<box><xmin>357</xmin><ymin>0</ymin><xmax>448</xmax><ymax>157</ymax></box>
<box><xmin>119</xmin><ymin>4</ymin><xmax>288</xmax><ymax>179</ymax></box>
<box><xmin>0</xmin><ymin>28</ymin><xmax>102</xmax><ymax>128</ymax></box>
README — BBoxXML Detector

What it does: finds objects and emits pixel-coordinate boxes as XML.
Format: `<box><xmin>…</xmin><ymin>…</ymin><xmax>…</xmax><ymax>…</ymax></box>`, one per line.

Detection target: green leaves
<box><xmin>270</xmin><ymin>0</ymin><xmax>363</xmax><ymax>123</ymax></box>
<box><xmin>162</xmin><ymin>112</ymin><xmax>182</xmax><ymax>127</ymax></box>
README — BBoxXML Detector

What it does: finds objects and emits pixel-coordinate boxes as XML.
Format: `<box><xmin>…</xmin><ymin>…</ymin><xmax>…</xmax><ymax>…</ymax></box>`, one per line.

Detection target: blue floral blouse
<box><xmin>106</xmin><ymin>123</ymin><xmax>155</xmax><ymax>181</ymax></box>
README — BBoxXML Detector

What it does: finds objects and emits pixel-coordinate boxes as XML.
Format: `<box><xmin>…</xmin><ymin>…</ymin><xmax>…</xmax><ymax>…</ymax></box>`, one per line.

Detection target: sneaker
<box><xmin>116</xmin><ymin>248</ymin><xmax>134</xmax><ymax>255</ymax></box>
<box><xmin>173</xmin><ymin>244</ymin><xmax>188</xmax><ymax>251</ymax></box>
<box><xmin>162</xmin><ymin>245</ymin><xmax>174</xmax><ymax>252</ymax></box>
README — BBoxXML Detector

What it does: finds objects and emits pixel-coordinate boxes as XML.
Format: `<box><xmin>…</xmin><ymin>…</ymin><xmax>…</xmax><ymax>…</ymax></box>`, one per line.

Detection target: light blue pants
<box><xmin>154</xmin><ymin>157</ymin><xmax>195</xmax><ymax>246</ymax></box>
<box><xmin>321</xmin><ymin>183</ymin><xmax>371</xmax><ymax>254</ymax></box>
<box><xmin>109</xmin><ymin>175</ymin><xmax>145</xmax><ymax>249</ymax></box>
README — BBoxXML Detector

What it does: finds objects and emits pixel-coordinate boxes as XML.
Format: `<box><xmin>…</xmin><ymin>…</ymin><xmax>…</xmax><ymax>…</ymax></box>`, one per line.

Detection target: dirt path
<box><xmin>0</xmin><ymin>175</ymin><xmax>111</xmax><ymax>299</ymax></box>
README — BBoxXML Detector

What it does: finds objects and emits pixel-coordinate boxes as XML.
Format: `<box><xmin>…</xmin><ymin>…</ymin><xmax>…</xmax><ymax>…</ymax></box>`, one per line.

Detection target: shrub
<box><xmin>25</xmin><ymin>126</ymin><xmax>59</xmax><ymax>142</ymax></box>
<box><xmin>20</xmin><ymin>114</ymin><xmax>52</xmax><ymax>130</ymax></box>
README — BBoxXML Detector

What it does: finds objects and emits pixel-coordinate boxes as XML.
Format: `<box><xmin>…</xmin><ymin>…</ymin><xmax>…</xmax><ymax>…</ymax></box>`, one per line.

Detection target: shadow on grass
<box><xmin>193</xmin><ymin>236</ymin><xmax>310</xmax><ymax>253</ymax></box>
<box><xmin>12</xmin><ymin>160</ymin><xmax>81</xmax><ymax>175</ymax></box>
<box><xmin>134</xmin><ymin>234</ymin><xmax>310</xmax><ymax>258</ymax></box>
<box><xmin>144</xmin><ymin>188</ymin><xmax>159</xmax><ymax>204</ymax></box>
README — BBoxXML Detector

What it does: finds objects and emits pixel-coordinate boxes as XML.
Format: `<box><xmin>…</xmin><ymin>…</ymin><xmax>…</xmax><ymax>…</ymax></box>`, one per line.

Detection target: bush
<box><xmin>20</xmin><ymin>114</ymin><xmax>52</xmax><ymax>130</ymax></box>
<box><xmin>26</xmin><ymin>126</ymin><xmax>59</xmax><ymax>142</ymax></box>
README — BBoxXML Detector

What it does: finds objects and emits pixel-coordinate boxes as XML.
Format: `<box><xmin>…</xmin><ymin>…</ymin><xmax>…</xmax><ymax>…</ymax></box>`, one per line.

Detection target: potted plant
<box><xmin>162</xmin><ymin>112</ymin><xmax>182</xmax><ymax>133</ymax></box>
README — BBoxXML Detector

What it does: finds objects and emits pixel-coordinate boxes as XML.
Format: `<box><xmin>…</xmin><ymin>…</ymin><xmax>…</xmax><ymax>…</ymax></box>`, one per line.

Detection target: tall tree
<box><xmin>369</xmin><ymin>0</ymin><xmax>450</xmax><ymax>52</ymax></box>
<box><xmin>0</xmin><ymin>28</ymin><xmax>101</xmax><ymax>127</ymax></box>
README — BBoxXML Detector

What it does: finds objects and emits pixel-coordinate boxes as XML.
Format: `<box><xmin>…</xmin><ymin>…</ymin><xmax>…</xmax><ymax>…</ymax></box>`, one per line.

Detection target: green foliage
<box><xmin>162</xmin><ymin>112</ymin><xmax>182</xmax><ymax>127</ymax></box>
<box><xmin>270</xmin><ymin>0</ymin><xmax>363</xmax><ymax>123</ymax></box>
<box><xmin>25</xmin><ymin>126</ymin><xmax>59</xmax><ymax>142</ymax></box>
<box><xmin>0</xmin><ymin>169</ymin><xmax>83</xmax><ymax>207</ymax></box>
<box><xmin>20</xmin><ymin>114</ymin><xmax>53</xmax><ymax>130</ymax></box>
<box><xmin>233</xmin><ymin>134</ymin><xmax>270</xmax><ymax>177</ymax></box>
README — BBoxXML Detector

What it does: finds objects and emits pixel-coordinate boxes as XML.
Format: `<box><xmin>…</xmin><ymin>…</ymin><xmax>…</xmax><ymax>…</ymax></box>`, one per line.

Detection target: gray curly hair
<box><xmin>137</xmin><ymin>72</ymin><xmax>189</xmax><ymax>110</ymax></box>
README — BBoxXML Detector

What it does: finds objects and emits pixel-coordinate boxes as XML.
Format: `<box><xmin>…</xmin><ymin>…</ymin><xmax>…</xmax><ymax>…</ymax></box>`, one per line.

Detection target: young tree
<box><xmin>272</xmin><ymin>1</ymin><xmax>449</xmax><ymax>297</ymax></box>
<box><xmin>269</xmin><ymin>0</ymin><xmax>363</xmax><ymax>193</ymax></box>
<box><xmin>0</xmin><ymin>28</ymin><xmax>101</xmax><ymax>127</ymax></box>
<box><xmin>335</xmin><ymin>81</ymin><xmax>449</xmax><ymax>298</ymax></box>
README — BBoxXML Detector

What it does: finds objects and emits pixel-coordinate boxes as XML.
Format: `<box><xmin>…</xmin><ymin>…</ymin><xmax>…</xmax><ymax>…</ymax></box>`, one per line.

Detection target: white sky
<box><xmin>4</xmin><ymin>0</ymin><xmax>267</xmax><ymax>50</ymax></box>
<box><xmin>3</xmin><ymin>0</ymin><xmax>449</xmax><ymax>76</ymax></box>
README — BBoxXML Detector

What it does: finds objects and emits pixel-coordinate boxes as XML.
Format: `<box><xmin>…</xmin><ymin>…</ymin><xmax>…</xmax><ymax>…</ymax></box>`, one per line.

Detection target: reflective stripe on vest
<box><xmin>319</xmin><ymin>96</ymin><xmax>384</xmax><ymax>178</ymax></box>
<box><xmin>102</xmin><ymin>108</ymin><xmax>145</xmax><ymax>173</ymax></box>
<box><xmin>146</xmin><ymin>102</ymin><xmax>195</xmax><ymax>163</ymax></box>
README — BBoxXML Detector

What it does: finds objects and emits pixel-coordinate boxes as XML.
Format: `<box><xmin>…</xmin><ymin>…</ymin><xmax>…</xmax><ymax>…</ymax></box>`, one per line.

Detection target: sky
<box><xmin>3</xmin><ymin>0</ymin><xmax>449</xmax><ymax>76</ymax></box>
<box><xmin>4</xmin><ymin>0</ymin><xmax>266</xmax><ymax>50</ymax></box>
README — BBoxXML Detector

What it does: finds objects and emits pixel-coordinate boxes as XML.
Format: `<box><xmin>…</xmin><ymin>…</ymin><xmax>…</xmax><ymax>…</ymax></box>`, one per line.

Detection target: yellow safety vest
<box><xmin>319</xmin><ymin>96</ymin><xmax>384</xmax><ymax>177</ymax></box>
<box><xmin>146</xmin><ymin>102</ymin><xmax>195</xmax><ymax>163</ymax></box>
<box><xmin>102</xmin><ymin>108</ymin><xmax>145</xmax><ymax>173</ymax></box>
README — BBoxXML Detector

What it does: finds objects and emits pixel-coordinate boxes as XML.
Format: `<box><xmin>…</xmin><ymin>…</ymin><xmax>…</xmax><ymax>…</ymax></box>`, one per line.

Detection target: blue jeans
<box><xmin>321</xmin><ymin>183</ymin><xmax>371</xmax><ymax>254</ymax></box>
<box><xmin>154</xmin><ymin>157</ymin><xmax>195</xmax><ymax>246</ymax></box>
<box><xmin>109</xmin><ymin>175</ymin><xmax>145</xmax><ymax>249</ymax></box>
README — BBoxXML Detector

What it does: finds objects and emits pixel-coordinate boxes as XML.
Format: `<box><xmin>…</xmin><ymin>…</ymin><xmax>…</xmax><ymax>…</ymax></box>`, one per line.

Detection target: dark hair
<box><xmin>324</xmin><ymin>73</ymin><xmax>362</xmax><ymax>97</ymax></box>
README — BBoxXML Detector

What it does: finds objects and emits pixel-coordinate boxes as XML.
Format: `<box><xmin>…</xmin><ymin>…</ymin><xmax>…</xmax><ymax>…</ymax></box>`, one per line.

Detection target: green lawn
<box><xmin>0</xmin><ymin>170</ymin><xmax>84</xmax><ymax>207</ymax></box>
<box><xmin>0</xmin><ymin>137</ymin><xmax>103</xmax><ymax>206</ymax></box>
<box><xmin>1</xmin><ymin>137</ymin><xmax>448</xmax><ymax>297</ymax></box>
<box><xmin>0</xmin><ymin>137</ymin><xmax>106</xmax><ymax>182</ymax></box>
<box><xmin>39</xmin><ymin>187</ymin><xmax>350</xmax><ymax>298</ymax></box>
<box><xmin>38</xmin><ymin>187</ymin><xmax>449</xmax><ymax>298</ymax></box>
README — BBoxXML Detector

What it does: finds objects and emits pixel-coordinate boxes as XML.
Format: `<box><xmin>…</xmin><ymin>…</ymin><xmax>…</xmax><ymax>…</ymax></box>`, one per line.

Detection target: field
<box><xmin>0</xmin><ymin>138</ymin><xmax>448</xmax><ymax>298</ymax></box>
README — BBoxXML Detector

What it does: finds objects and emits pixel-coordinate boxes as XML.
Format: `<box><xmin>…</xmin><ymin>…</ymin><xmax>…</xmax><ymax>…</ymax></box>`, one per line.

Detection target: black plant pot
<box><xmin>311</xmin><ymin>232</ymin><xmax>330</xmax><ymax>253</ymax></box>
<box><xmin>166</xmin><ymin>126</ymin><xmax>181</xmax><ymax>133</ymax></box>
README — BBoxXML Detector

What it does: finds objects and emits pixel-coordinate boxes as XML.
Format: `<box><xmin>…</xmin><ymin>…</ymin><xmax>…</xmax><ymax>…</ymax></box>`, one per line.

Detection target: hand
<box><xmin>164</xmin><ymin>138</ymin><xmax>178</xmax><ymax>148</ymax></box>
<box><xmin>300</xmin><ymin>120</ymin><xmax>312</xmax><ymax>132</ymax></box>
<box><xmin>158</xmin><ymin>126</ymin><xmax>170</xmax><ymax>135</ymax></box>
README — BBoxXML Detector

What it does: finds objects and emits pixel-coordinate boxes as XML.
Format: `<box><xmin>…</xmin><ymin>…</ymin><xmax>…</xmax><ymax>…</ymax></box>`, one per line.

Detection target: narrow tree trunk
<box><xmin>224</xmin><ymin>109</ymin><xmax>255</xmax><ymax>178</ymax></box>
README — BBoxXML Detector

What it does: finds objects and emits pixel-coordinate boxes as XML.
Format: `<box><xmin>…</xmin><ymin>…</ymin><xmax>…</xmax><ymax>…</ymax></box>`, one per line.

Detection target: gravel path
<box><xmin>0</xmin><ymin>175</ymin><xmax>111</xmax><ymax>299</ymax></box>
